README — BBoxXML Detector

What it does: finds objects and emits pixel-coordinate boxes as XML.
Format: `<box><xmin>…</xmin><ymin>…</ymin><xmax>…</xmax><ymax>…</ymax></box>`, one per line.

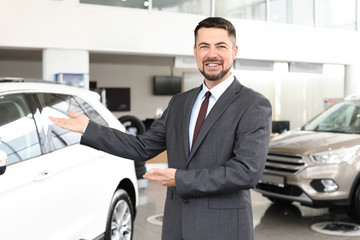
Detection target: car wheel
<box><xmin>118</xmin><ymin>115</ymin><xmax>147</xmax><ymax>179</ymax></box>
<box><xmin>349</xmin><ymin>183</ymin><xmax>360</xmax><ymax>221</ymax></box>
<box><xmin>118</xmin><ymin>115</ymin><xmax>146</xmax><ymax>135</ymax></box>
<box><xmin>105</xmin><ymin>189</ymin><xmax>134</xmax><ymax>240</ymax></box>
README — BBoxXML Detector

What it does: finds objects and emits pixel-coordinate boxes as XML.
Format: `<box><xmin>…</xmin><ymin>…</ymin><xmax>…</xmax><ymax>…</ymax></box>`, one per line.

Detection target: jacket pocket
<box><xmin>208</xmin><ymin>194</ymin><xmax>249</xmax><ymax>209</ymax></box>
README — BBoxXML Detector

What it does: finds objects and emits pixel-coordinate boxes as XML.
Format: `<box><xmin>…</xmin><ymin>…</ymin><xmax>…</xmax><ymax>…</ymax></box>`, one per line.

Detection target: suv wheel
<box><xmin>105</xmin><ymin>189</ymin><xmax>134</xmax><ymax>240</ymax></box>
<box><xmin>349</xmin><ymin>184</ymin><xmax>360</xmax><ymax>221</ymax></box>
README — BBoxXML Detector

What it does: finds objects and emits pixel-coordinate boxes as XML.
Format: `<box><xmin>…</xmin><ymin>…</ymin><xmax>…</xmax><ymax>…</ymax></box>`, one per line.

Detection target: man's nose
<box><xmin>207</xmin><ymin>46</ymin><xmax>218</xmax><ymax>57</ymax></box>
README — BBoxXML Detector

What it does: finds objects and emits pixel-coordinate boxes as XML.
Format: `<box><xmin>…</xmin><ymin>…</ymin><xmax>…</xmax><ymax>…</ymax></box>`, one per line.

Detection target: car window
<box><xmin>74</xmin><ymin>96</ymin><xmax>108</xmax><ymax>127</ymax></box>
<box><xmin>0</xmin><ymin>94</ymin><xmax>41</xmax><ymax>165</ymax></box>
<box><xmin>36</xmin><ymin>93</ymin><xmax>108</xmax><ymax>152</ymax></box>
<box><xmin>37</xmin><ymin>93</ymin><xmax>84</xmax><ymax>150</ymax></box>
<box><xmin>304</xmin><ymin>101</ymin><xmax>360</xmax><ymax>134</ymax></box>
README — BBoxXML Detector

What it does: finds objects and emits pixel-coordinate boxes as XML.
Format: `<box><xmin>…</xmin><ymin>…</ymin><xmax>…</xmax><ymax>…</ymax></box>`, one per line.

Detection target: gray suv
<box><xmin>255</xmin><ymin>94</ymin><xmax>360</xmax><ymax>219</ymax></box>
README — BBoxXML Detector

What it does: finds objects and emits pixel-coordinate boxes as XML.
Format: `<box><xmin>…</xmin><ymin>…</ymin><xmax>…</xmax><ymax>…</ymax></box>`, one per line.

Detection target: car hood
<box><xmin>269</xmin><ymin>130</ymin><xmax>360</xmax><ymax>155</ymax></box>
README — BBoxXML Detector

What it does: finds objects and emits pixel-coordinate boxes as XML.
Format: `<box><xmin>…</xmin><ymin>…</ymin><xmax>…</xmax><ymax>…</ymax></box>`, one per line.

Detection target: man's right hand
<box><xmin>49</xmin><ymin>111</ymin><xmax>89</xmax><ymax>133</ymax></box>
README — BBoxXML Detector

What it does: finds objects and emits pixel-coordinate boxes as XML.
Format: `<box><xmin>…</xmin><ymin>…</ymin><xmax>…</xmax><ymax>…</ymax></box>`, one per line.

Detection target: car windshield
<box><xmin>303</xmin><ymin>100</ymin><xmax>360</xmax><ymax>134</ymax></box>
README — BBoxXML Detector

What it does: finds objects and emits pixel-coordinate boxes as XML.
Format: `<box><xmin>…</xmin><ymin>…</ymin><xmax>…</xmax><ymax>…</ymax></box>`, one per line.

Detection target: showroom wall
<box><xmin>90</xmin><ymin>62</ymin><xmax>182</xmax><ymax>120</ymax></box>
<box><xmin>0</xmin><ymin>57</ymin><xmax>344</xmax><ymax>128</ymax></box>
<box><xmin>234</xmin><ymin>63</ymin><xmax>344</xmax><ymax>129</ymax></box>
<box><xmin>0</xmin><ymin>57</ymin><xmax>182</xmax><ymax>120</ymax></box>
<box><xmin>0</xmin><ymin>60</ymin><xmax>42</xmax><ymax>79</ymax></box>
<box><xmin>1</xmin><ymin>0</ymin><xmax>360</xmax><ymax>129</ymax></box>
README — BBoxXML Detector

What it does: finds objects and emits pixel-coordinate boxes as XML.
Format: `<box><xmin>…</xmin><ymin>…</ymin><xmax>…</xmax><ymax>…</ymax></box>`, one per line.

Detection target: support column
<box><xmin>42</xmin><ymin>48</ymin><xmax>89</xmax><ymax>89</ymax></box>
<box><xmin>345</xmin><ymin>64</ymin><xmax>360</xmax><ymax>97</ymax></box>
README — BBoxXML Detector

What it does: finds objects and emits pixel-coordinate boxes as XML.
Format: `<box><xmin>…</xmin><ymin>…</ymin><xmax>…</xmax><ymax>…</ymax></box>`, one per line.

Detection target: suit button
<box><xmin>183</xmin><ymin>199</ymin><xmax>189</xmax><ymax>204</ymax></box>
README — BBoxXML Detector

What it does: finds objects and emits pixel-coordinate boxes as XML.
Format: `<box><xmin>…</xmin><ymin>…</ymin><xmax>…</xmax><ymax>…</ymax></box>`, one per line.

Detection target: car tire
<box><xmin>118</xmin><ymin>115</ymin><xmax>147</xmax><ymax>179</ymax></box>
<box><xmin>118</xmin><ymin>115</ymin><xmax>146</xmax><ymax>135</ymax></box>
<box><xmin>349</xmin><ymin>183</ymin><xmax>360</xmax><ymax>221</ymax></box>
<box><xmin>104</xmin><ymin>189</ymin><xmax>134</xmax><ymax>240</ymax></box>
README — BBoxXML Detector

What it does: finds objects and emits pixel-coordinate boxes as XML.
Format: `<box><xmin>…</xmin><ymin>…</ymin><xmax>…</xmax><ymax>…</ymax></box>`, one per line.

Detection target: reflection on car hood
<box><xmin>270</xmin><ymin>130</ymin><xmax>360</xmax><ymax>155</ymax></box>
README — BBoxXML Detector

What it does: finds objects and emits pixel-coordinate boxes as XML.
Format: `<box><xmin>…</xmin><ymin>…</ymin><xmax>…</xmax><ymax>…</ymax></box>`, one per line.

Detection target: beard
<box><xmin>199</xmin><ymin>58</ymin><xmax>231</xmax><ymax>81</ymax></box>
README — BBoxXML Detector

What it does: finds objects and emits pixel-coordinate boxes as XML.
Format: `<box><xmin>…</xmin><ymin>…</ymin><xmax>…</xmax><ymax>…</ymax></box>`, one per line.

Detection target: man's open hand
<box><xmin>49</xmin><ymin>111</ymin><xmax>89</xmax><ymax>133</ymax></box>
<box><xmin>143</xmin><ymin>168</ymin><xmax>177</xmax><ymax>187</ymax></box>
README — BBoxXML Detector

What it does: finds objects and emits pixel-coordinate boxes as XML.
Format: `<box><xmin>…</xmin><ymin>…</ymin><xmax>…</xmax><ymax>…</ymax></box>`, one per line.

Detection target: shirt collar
<box><xmin>200</xmin><ymin>73</ymin><xmax>235</xmax><ymax>100</ymax></box>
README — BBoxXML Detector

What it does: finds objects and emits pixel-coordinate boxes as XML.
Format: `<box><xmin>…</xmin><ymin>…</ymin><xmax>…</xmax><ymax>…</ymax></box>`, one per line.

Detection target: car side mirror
<box><xmin>0</xmin><ymin>150</ymin><xmax>7</xmax><ymax>175</ymax></box>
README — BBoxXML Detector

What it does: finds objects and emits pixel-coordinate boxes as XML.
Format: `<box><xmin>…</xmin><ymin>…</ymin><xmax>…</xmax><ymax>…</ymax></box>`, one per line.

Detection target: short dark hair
<box><xmin>194</xmin><ymin>17</ymin><xmax>236</xmax><ymax>47</ymax></box>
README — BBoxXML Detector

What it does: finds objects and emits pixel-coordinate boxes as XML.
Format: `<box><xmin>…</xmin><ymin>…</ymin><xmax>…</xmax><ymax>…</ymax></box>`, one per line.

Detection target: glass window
<box><xmin>153</xmin><ymin>0</ymin><xmax>211</xmax><ymax>15</ymax></box>
<box><xmin>74</xmin><ymin>96</ymin><xmax>108</xmax><ymax>127</ymax></box>
<box><xmin>304</xmin><ymin>101</ymin><xmax>360</xmax><ymax>134</ymax></box>
<box><xmin>269</xmin><ymin>0</ymin><xmax>314</xmax><ymax>26</ymax></box>
<box><xmin>37</xmin><ymin>94</ymin><xmax>85</xmax><ymax>150</ymax></box>
<box><xmin>215</xmin><ymin>0</ymin><xmax>266</xmax><ymax>21</ymax></box>
<box><xmin>36</xmin><ymin>93</ymin><xmax>109</xmax><ymax>151</ymax></box>
<box><xmin>80</xmin><ymin>0</ymin><xmax>149</xmax><ymax>9</ymax></box>
<box><xmin>0</xmin><ymin>94</ymin><xmax>41</xmax><ymax>165</ymax></box>
<box><xmin>316</xmin><ymin>0</ymin><xmax>356</xmax><ymax>30</ymax></box>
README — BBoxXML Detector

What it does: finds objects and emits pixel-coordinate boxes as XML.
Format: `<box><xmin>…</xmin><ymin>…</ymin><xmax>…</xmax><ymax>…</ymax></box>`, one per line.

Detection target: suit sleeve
<box><xmin>175</xmin><ymin>95</ymin><xmax>272</xmax><ymax>198</ymax></box>
<box><xmin>80</xmin><ymin>98</ymin><xmax>174</xmax><ymax>161</ymax></box>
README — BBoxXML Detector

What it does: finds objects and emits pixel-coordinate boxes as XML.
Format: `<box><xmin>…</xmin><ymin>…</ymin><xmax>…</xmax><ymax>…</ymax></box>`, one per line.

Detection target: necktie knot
<box><xmin>205</xmin><ymin>91</ymin><xmax>211</xmax><ymax>99</ymax></box>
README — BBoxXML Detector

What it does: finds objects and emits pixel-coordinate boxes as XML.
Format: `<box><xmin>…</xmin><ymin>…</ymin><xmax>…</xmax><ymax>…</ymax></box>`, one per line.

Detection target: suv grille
<box><xmin>264</xmin><ymin>152</ymin><xmax>306</xmax><ymax>175</ymax></box>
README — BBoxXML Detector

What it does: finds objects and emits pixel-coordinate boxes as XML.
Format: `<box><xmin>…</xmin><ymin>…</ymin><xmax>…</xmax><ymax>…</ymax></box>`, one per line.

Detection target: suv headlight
<box><xmin>310</xmin><ymin>145</ymin><xmax>360</xmax><ymax>164</ymax></box>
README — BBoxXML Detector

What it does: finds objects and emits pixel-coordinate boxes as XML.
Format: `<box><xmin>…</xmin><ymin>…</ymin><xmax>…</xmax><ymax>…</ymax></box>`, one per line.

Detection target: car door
<box><xmin>28</xmin><ymin>92</ymin><xmax>115</xmax><ymax>240</ymax></box>
<box><xmin>0</xmin><ymin>91</ymin><xmax>135</xmax><ymax>240</ymax></box>
<box><xmin>0</xmin><ymin>92</ymin><xmax>110</xmax><ymax>240</ymax></box>
<box><xmin>0</xmin><ymin>93</ymin><xmax>49</xmax><ymax>240</ymax></box>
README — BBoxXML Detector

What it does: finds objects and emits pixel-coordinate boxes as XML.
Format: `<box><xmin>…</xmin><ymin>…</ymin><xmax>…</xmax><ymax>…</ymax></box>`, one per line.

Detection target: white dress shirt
<box><xmin>189</xmin><ymin>74</ymin><xmax>235</xmax><ymax>149</ymax></box>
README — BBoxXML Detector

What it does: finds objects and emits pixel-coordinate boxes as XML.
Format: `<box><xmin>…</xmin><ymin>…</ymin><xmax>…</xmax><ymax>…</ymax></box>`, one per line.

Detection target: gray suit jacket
<box><xmin>81</xmin><ymin>78</ymin><xmax>272</xmax><ymax>240</ymax></box>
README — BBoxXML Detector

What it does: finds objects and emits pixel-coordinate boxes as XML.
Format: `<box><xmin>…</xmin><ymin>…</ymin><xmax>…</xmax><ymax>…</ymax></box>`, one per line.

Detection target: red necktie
<box><xmin>192</xmin><ymin>91</ymin><xmax>211</xmax><ymax>148</ymax></box>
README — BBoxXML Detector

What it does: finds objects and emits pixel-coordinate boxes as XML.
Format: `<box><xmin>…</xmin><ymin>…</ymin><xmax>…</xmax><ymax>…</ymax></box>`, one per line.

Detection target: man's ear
<box><xmin>233</xmin><ymin>45</ymin><xmax>238</xmax><ymax>59</ymax></box>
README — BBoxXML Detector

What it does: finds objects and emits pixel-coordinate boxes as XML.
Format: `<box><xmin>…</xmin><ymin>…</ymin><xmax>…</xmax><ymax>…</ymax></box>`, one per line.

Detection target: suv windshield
<box><xmin>304</xmin><ymin>100</ymin><xmax>360</xmax><ymax>134</ymax></box>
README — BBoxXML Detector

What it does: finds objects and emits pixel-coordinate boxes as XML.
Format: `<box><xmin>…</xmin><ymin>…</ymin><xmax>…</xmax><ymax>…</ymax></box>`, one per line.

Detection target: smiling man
<box><xmin>50</xmin><ymin>17</ymin><xmax>272</xmax><ymax>240</ymax></box>
<box><xmin>194</xmin><ymin>20</ymin><xmax>238</xmax><ymax>85</ymax></box>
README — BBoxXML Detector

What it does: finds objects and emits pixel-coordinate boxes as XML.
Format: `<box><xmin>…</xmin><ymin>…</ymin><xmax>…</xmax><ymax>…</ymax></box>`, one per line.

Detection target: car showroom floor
<box><xmin>133</xmin><ymin>180</ymin><xmax>360</xmax><ymax>240</ymax></box>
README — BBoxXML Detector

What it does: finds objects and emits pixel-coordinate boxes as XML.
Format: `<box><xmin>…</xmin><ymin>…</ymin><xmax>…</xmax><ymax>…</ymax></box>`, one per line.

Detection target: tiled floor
<box><xmin>133</xmin><ymin>180</ymin><xmax>360</xmax><ymax>240</ymax></box>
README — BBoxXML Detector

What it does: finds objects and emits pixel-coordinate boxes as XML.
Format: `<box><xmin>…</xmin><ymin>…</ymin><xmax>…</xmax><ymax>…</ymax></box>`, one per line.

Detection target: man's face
<box><xmin>194</xmin><ymin>27</ymin><xmax>238</xmax><ymax>83</ymax></box>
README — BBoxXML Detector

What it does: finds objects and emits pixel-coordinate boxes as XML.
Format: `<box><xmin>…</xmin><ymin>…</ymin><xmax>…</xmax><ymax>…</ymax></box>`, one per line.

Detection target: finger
<box><xmin>48</xmin><ymin>116</ymin><xmax>65</xmax><ymax>126</ymax></box>
<box><xmin>48</xmin><ymin>116</ymin><xmax>56</xmax><ymax>122</ymax></box>
<box><xmin>143</xmin><ymin>171</ymin><xmax>157</xmax><ymax>179</ymax></box>
<box><xmin>143</xmin><ymin>172</ymin><xmax>151</xmax><ymax>178</ymax></box>
<box><xmin>148</xmin><ymin>168</ymin><xmax>161</xmax><ymax>176</ymax></box>
<box><xmin>143</xmin><ymin>174</ymin><xmax>160</xmax><ymax>182</ymax></box>
<box><xmin>69</xmin><ymin>111</ymin><xmax>80</xmax><ymax>118</ymax></box>
<box><xmin>143</xmin><ymin>171</ymin><xmax>163</xmax><ymax>180</ymax></box>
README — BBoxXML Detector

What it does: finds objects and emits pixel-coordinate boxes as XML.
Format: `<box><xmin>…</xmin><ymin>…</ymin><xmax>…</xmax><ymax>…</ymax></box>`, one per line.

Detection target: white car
<box><xmin>0</xmin><ymin>79</ymin><xmax>138</xmax><ymax>240</ymax></box>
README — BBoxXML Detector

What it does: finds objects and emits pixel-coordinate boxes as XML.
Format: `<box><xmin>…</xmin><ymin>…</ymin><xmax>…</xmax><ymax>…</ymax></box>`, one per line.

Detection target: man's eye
<box><xmin>200</xmin><ymin>46</ymin><xmax>208</xmax><ymax>49</ymax></box>
<box><xmin>218</xmin><ymin>45</ymin><xmax>226</xmax><ymax>49</ymax></box>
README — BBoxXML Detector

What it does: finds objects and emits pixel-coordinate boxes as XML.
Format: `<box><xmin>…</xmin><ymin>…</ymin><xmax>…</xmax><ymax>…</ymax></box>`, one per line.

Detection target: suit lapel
<box><xmin>186</xmin><ymin>79</ymin><xmax>242</xmax><ymax>165</ymax></box>
<box><xmin>183</xmin><ymin>86</ymin><xmax>202</xmax><ymax>158</ymax></box>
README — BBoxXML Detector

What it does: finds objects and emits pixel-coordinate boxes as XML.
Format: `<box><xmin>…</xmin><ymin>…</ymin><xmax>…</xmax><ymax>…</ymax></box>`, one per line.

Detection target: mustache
<box><xmin>202</xmin><ymin>58</ymin><xmax>223</xmax><ymax>65</ymax></box>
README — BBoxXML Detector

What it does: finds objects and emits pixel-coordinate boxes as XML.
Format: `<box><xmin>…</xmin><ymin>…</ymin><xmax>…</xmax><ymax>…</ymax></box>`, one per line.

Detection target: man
<box><xmin>50</xmin><ymin>17</ymin><xmax>272</xmax><ymax>240</ymax></box>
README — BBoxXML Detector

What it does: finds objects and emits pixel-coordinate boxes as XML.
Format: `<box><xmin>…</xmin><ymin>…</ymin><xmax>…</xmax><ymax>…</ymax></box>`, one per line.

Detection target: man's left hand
<box><xmin>143</xmin><ymin>168</ymin><xmax>177</xmax><ymax>187</ymax></box>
